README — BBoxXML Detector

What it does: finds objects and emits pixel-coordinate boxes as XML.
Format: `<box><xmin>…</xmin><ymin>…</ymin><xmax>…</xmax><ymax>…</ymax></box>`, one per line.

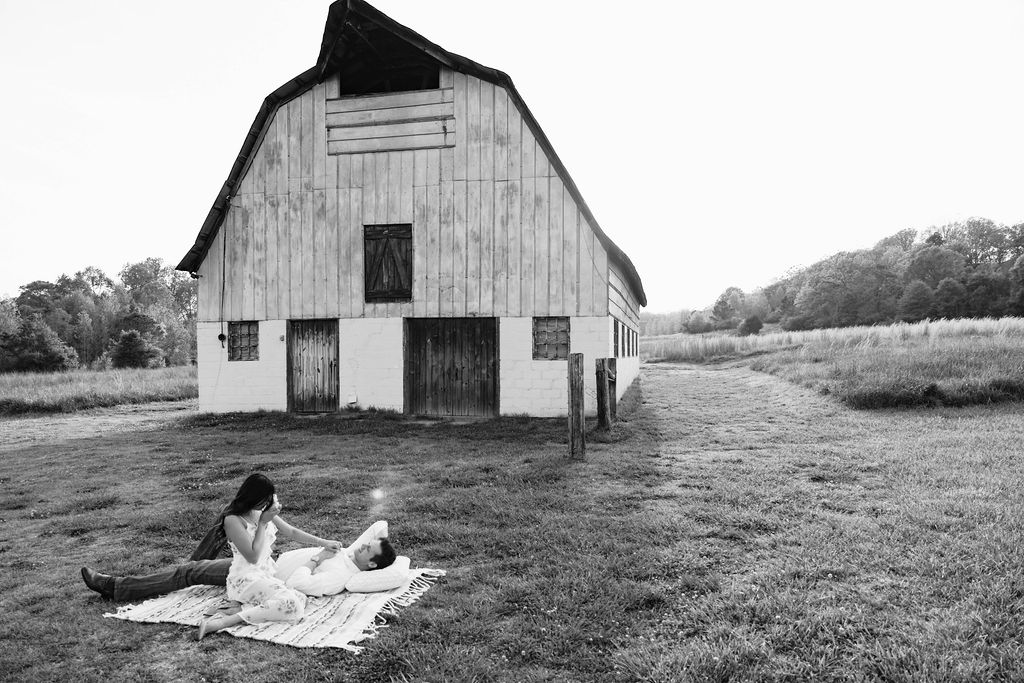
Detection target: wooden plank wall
<box><xmin>198</xmin><ymin>69</ymin><xmax>616</xmax><ymax>322</ymax></box>
<box><xmin>608</xmin><ymin>264</ymin><xmax>640</xmax><ymax>327</ymax></box>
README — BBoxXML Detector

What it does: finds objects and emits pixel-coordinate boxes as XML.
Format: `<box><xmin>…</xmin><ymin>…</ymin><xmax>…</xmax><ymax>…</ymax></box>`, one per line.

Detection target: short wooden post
<box><xmin>568</xmin><ymin>353</ymin><xmax>585</xmax><ymax>459</ymax></box>
<box><xmin>608</xmin><ymin>357</ymin><xmax>618</xmax><ymax>421</ymax></box>
<box><xmin>596</xmin><ymin>358</ymin><xmax>611</xmax><ymax>430</ymax></box>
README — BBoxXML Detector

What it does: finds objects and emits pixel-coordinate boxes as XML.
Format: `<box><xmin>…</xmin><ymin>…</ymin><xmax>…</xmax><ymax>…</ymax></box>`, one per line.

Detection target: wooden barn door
<box><xmin>287</xmin><ymin>320</ymin><xmax>339</xmax><ymax>413</ymax></box>
<box><xmin>405</xmin><ymin>318</ymin><xmax>498</xmax><ymax>417</ymax></box>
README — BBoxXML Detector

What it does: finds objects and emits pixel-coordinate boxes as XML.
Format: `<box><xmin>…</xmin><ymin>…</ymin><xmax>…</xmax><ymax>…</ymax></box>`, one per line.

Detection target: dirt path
<box><xmin>0</xmin><ymin>399</ymin><xmax>197</xmax><ymax>452</ymax></box>
<box><xmin>637</xmin><ymin>360</ymin><xmax>865</xmax><ymax>453</ymax></box>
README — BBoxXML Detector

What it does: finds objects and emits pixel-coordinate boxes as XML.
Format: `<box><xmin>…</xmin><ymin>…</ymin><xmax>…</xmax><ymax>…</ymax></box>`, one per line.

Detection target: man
<box><xmin>82</xmin><ymin>528</ymin><xmax>397</xmax><ymax>601</ymax></box>
<box><xmin>284</xmin><ymin>537</ymin><xmax>398</xmax><ymax>597</ymax></box>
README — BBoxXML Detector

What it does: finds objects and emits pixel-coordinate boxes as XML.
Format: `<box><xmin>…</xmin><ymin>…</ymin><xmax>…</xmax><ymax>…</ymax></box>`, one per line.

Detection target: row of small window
<box><xmin>613</xmin><ymin>319</ymin><xmax>638</xmax><ymax>358</ymax></box>
<box><xmin>226</xmin><ymin>317</ymin><xmax>636</xmax><ymax>363</ymax></box>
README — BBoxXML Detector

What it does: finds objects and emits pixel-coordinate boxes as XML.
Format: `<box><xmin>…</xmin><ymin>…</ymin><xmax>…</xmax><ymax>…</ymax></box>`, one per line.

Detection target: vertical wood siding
<box><xmin>197</xmin><ymin>71</ymin><xmax>615</xmax><ymax>322</ymax></box>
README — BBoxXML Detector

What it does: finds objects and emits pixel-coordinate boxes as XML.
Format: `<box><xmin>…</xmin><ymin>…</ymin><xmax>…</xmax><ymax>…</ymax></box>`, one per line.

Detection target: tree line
<box><xmin>0</xmin><ymin>258</ymin><xmax>197</xmax><ymax>372</ymax></box>
<box><xmin>642</xmin><ymin>217</ymin><xmax>1024</xmax><ymax>336</ymax></box>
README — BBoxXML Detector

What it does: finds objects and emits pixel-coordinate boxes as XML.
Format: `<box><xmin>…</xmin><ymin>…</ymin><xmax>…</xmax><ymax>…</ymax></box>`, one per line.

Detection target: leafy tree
<box><xmin>934</xmin><ymin>278</ymin><xmax>967</xmax><ymax>318</ymax></box>
<box><xmin>1007</xmin><ymin>254</ymin><xmax>1024</xmax><ymax>315</ymax></box>
<box><xmin>120</xmin><ymin>257</ymin><xmax>176</xmax><ymax>310</ymax></box>
<box><xmin>0</xmin><ymin>299</ymin><xmax>21</xmax><ymax>337</ymax></box>
<box><xmin>111</xmin><ymin>330</ymin><xmax>164</xmax><ymax>368</ymax></box>
<box><xmin>15</xmin><ymin>280</ymin><xmax>59</xmax><ymax>318</ymax></box>
<box><xmin>737</xmin><ymin>315</ymin><xmax>763</xmax><ymax>336</ymax></box>
<box><xmin>1007</xmin><ymin>224</ymin><xmax>1024</xmax><ymax>260</ymax></box>
<box><xmin>762</xmin><ymin>274</ymin><xmax>804</xmax><ymax>323</ymax></box>
<box><xmin>712</xmin><ymin>287</ymin><xmax>744</xmax><ymax>323</ymax></box>
<box><xmin>924</xmin><ymin>231</ymin><xmax>944</xmax><ymax>246</ymax></box>
<box><xmin>964</xmin><ymin>268</ymin><xmax>1011</xmax><ymax>317</ymax></box>
<box><xmin>898</xmin><ymin>281</ymin><xmax>934</xmax><ymax>322</ymax></box>
<box><xmin>903</xmin><ymin>246</ymin><xmax>966</xmax><ymax>289</ymax></box>
<box><xmin>874</xmin><ymin>228</ymin><xmax>918</xmax><ymax>252</ymax></box>
<box><xmin>169</xmin><ymin>272</ymin><xmax>198</xmax><ymax>325</ymax></box>
<box><xmin>937</xmin><ymin>217</ymin><xmax>1009</xmax><ymax>266</ymax></box>
<box><xmin>684</xmin><ymin>311</ymin><xmax>715</xmax><ymax>334</ymax></box>
<box><xmin>117</xmin><ymin>309</ymin><xmax>164</xmax><ymax>340</ymax></box>
<box><xmin>793</xmin><ymin>251</ymin><xmax>901</xmax><ymax>328</ymax></box>
<box><xmin>0</xmin><ymin>317</ymin><xmax>79</xmax><ymax>372</ymax></box>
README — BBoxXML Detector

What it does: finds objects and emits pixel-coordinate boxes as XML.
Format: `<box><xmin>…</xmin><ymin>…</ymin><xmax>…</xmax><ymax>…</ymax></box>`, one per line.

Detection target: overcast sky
<box><xmin>2</xmin><ymin>0</ymin><xmax>1023</xmax><ymax>312</ymax></box>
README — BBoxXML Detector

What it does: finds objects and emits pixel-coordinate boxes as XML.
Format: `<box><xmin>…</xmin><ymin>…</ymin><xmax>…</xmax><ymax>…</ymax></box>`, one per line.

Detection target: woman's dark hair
<box><xmin>223</xmin><ymin>473</ymin><xmax>276</xmax><ymax>517</ymax></box>
<box><xmin>369</xmin><ymin>538</ymin><xmax>398</xmax><ymax>570</ymax></box>
<box><xmin>188</xmin><ymin>473</ymin><xmax>275</xmax><ymax>562</ymax></box>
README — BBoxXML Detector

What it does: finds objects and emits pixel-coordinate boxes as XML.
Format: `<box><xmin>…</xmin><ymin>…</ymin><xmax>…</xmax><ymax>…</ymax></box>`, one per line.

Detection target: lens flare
<box><xmin>370</xmin><ymin>488</ymin><xmax>385</xmax><ymax>500</ymax></box>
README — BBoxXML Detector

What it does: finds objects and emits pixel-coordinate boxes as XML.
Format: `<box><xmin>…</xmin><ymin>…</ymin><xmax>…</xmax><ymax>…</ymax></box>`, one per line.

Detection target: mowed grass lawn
<box><xmin>2</xmin><ymin>364</ymin><xmax>1024</xmax><ymax>681</ymax></box>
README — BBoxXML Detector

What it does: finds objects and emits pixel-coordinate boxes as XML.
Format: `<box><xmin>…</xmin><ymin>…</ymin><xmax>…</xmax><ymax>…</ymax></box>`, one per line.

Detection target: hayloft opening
<box><xmin>333</xmin><ymin>18</ymin><xmax>441</xmax><ymax>96</ymax></box>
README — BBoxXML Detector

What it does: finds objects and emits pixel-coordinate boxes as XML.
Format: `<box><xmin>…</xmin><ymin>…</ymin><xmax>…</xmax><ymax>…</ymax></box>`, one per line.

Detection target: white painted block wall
<box><xmin>198</xmin><ymin>316</ymin><xmax>628</xmax><ymax>417</ymax></box>
<box><xmin>338</xmin><ymin>318</ymin><xmax>404</xmax><ymax>411</ymax></box>
<box><xmin>499</xmin><ymin>316</ymin><xmax>610</xmax><ymax>418</ymax></box>
<box><xmin>608</xmin><ymin>317</ymin><xmax>640</xmax><ymax>401</ymax></box>
<box><xmin>615</xmin><ymin>356</ymin><xmax>640</xmax><ymax>400</ymax></box>
<box><xmin>197</xmin><ymin>320</ymin><xmax>288</xmax><ymax>412</ymax></box>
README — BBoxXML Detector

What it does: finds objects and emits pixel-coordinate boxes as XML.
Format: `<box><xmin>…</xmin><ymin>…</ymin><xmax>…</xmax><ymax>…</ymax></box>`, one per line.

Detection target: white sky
<box><xmin>1</xmin><ymin>1</ymin><xmax>1023</xmax><ymax>313</ymax></box>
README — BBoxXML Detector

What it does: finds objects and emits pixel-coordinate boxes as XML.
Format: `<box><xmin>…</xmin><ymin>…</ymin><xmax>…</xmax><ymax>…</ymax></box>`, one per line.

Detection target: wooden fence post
<box><xmin>596</xmin><ymin>358</ymin><xmax>611</xmax><ymax>430</ymax></box>
<box><xmin>568</xmin><ymin>353</ymin><xmax>585</xmax><ymax>459</ymax></box>
<box><xmin>608</xmin><ymin>357</ymin><xmax>618</xmax><ymax>421</ymax></box>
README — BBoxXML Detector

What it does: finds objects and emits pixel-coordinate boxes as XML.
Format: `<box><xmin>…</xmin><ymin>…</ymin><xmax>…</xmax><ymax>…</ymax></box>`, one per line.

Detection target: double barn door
<box><xmin>405</xmin><ymin>318</ymin><xmax>498</xmax><ymax>417</ymax></box>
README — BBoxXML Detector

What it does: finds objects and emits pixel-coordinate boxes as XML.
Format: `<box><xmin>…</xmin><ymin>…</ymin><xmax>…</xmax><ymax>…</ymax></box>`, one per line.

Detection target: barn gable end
<box><xmin>181</xmin><ymin>0</ymin><xmax>645</xmax><ymax>417</ymax></box>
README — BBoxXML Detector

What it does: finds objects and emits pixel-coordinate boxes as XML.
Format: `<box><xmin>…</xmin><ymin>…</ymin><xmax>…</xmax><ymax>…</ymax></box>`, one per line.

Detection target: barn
<box><xmin>176</xmin><ymin>0</ymin><xmax>646</xmax><ymax>417</ymax></box>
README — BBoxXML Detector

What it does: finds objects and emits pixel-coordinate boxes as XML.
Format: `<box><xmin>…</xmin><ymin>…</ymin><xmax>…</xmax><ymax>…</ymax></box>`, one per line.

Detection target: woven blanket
<box><xmin>104</xmin><ymin>568</ymin><xmax>444</xmax><ymax>651</ymax></box>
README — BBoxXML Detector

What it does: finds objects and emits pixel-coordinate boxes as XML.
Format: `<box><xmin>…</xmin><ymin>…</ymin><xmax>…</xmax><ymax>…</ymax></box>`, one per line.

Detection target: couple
<box><xmin>82</xmin><ymin>473</ymin><xmax>397</xmax><ymax>640</ymax></box>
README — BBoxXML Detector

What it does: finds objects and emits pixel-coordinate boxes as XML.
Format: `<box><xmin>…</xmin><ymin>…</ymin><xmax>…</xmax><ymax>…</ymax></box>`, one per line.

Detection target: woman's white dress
<box><xmin>225</xmin><ymin>517</ymin><xmax>307</xmax><ymax>625</ymax></box>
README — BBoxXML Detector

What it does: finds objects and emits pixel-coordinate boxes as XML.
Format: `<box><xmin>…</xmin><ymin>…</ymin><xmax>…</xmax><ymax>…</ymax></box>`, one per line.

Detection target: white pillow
<box><xmin>273</xmin><ymin>520</ymin><xmax>408</xmax><ymax>592</ymax></box>
<box><xmin>346</xmin><ymin>555</ymin><xmax>410</xmax><ymax>593</ymax></box>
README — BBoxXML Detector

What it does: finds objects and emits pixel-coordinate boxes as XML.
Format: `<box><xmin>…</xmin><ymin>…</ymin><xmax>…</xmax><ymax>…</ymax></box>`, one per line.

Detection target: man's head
<box><xmin>352</xmin><ymin>537</ymin><xmax>397</xmax><ymax>571</ymax></box>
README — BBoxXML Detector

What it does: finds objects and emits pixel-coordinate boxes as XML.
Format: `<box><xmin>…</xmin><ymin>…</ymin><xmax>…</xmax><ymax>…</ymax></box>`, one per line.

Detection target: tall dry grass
<box><xmin>642</xmin><ymin>317</ymin><xmax>1024</xmax><ymax>363</ymax></box>
<box><xmin>0</xmin><ymin>365</ymin><xmax>197</xmax><ymax>414</ymax></box>
<box><xmin>643</xmin><ymin>318</ymin><xmax>1024</xmax><ymax>408</ymax></box>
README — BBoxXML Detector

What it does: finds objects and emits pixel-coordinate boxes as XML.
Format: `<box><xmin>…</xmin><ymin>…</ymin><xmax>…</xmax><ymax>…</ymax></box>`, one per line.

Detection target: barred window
<box><xmin>533</xmin><ymin>317</ymin><xmax>570</xmax><ymax>360</ymax></box>
<box><xmin>228</xmin><ymin>321</ymin><xmax>259</xmax><ymax>361</ymax></box>
<box><xmin>613</xmin><ymin>319</ymin><xmax>620</xmax><ymax>357</ymax></box>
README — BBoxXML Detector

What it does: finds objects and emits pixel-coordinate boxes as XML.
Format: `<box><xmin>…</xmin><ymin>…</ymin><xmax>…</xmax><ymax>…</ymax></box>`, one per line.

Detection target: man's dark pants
<box><xmin>112</xmin><ymin>559</ymin><xmax>232</xmax><ymax>601</ymax></box>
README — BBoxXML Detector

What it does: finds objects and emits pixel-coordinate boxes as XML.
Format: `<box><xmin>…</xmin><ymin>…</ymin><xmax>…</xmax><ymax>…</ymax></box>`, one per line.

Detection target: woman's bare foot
<box><xmin>197</xmin><ymin>613</ymin><xmax>244</xmax><ymax>641</ymax></box>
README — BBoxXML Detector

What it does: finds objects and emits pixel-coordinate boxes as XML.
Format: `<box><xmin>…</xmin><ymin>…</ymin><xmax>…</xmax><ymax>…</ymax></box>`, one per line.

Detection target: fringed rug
<box><xmin>104</xmin><ymin>568</ymin><xmax>445</xmax><ymax>651</ymax></box>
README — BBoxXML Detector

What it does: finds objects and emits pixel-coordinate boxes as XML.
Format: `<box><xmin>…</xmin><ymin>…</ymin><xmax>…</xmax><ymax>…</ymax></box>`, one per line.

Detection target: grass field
<box><xmin>0</xmin><ymin>366</ymin><xmax>197</xmax><ymax>415</ymax></box>
<box><xmin>643</xmin><ymin>318</ymin><xmax>1024</xmax><ymax>408</ymax></box>
<box><xmin>2</xmin><ymin>364</ymin><xmax>1023</xmax><ymax>681</ymax></box>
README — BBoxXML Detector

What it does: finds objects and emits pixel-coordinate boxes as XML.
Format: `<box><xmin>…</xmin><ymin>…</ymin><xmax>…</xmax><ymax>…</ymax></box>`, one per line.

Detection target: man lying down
<box><xmin>82</xmin><ymin>520</ymin><xmax>407</xmax><ymax>602</ymax></box>
<box><xmin>277</xmin><ymin>521</ymin><xmax>401</xmax><ymax>597</ymax></box>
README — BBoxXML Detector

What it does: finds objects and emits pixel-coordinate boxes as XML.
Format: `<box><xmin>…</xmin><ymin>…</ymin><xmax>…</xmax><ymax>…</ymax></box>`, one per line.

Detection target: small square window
<box><xmin>364</xmin><ymin>224</ymin><xmax>412</xmax><ymax>302</ymax></box>
<box><xmin>228</xmin><ymin>321</ymin><xmax>259</xmax><ymax>361</ymax></box>
<box><xmin>533</xmin><ymin>317</ymin><xmax>570</xmax><ymax>360</ymax></box>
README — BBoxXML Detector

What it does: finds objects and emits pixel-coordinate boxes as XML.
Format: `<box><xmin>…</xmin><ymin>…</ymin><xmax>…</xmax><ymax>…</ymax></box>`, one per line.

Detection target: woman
<box><xmin>197</xmin><ymin>473</ymin><xmax>343</xmax><ymax>640</ymax></box>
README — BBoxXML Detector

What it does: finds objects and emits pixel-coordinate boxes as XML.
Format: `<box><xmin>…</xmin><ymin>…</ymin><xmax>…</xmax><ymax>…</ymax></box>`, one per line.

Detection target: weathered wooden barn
<box><xmin>176</xmin><ymin>0</ymin><xmax>646</xmax><ymax>417</ymax></box>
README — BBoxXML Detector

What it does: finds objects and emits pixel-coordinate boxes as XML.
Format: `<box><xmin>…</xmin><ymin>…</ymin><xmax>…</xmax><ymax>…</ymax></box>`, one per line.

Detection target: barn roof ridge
<box><xmin>176</xmin><ymin>0</ymin><xmax>646</xmax><ymax>307</ymax></box>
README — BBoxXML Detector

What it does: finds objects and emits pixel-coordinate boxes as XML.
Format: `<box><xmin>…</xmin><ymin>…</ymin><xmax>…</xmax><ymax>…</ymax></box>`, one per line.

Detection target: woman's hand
<box><xmin>323</xmin><ymin>539</ymin><xmax>344</xmax><ymax>552</ymax></box>
<box><xmin>259</xmin><ymin>498</ymin><xmax>282</xmax><ymax>524</ymax></box>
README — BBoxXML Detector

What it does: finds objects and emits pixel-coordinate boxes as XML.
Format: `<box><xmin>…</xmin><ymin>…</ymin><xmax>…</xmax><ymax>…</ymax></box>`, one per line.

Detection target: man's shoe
<box><xmin>81</xmin><ymin>566</ymin><xmax>116</xmax><ymax>600</ymax></box>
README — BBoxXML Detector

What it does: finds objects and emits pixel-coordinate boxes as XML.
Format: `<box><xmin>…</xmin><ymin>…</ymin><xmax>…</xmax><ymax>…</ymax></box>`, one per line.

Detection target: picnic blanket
<box><xmin>104</xmin><ymin>568</ymin><xmax>444</xmax><ymax>651</ymax></box>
